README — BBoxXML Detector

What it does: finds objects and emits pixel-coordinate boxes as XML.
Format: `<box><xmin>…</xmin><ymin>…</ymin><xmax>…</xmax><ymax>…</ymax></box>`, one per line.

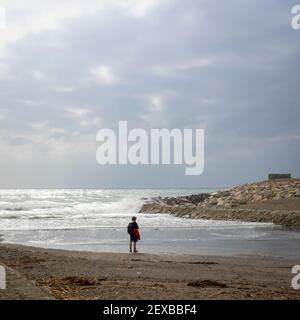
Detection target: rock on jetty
<box><xmin>139</xmin><ymin>179</ymin><xmax>300</xmax><ymax>229</ymax></box>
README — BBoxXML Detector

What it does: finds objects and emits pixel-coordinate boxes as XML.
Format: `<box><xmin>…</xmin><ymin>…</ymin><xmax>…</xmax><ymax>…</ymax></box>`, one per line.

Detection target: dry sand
<box><xmin>0</xmin><ymin>244</ymin><xmax>299</xmax><ymax>300</ymax></box>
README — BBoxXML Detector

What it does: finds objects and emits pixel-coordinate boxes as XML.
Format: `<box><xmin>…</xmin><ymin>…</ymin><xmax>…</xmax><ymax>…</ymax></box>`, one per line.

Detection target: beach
<box><xmin>0</xmin><ymin>244</ymin><xmax>299</xmax><ymax>300</ymax></box>
<box><xmin>0</xmin><ymin>182</ymin><xmax>299</xmax><ymax>300</ymax></box>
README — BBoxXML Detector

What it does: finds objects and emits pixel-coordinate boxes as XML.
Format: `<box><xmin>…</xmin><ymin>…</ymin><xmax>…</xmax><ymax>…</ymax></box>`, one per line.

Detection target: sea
<box><xmin>0</xmin><ymin>189</ymin><xmax>299</xmax><ymax>258</ymax></box>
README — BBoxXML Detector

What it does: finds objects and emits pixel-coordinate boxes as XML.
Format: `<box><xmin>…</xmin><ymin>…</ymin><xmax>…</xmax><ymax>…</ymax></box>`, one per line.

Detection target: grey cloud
<box><xmin>0</xmin><ymin>0</ymin><xmax>299</xmax><ymax>188</ymax></box>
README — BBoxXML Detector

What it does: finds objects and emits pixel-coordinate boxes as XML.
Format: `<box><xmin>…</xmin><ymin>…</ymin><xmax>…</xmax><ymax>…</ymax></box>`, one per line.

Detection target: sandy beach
<box><xmin>0</xmin><ymin>244</ymin><xmax>299</xmax><ymax>300</ymax></box>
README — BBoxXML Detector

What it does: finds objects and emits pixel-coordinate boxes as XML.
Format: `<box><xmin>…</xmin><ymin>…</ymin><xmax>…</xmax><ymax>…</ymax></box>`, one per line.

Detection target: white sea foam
<box><xmin>0</xmin><ymin>189</ymin><xmax>219</xmax><ymax>230</ymax></box>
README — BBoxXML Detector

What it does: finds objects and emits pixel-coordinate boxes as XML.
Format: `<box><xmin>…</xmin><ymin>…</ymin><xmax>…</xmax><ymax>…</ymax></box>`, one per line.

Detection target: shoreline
<box><xmin>0</xmin><ymin>243</ymin><xmax>300</xmax><ymax>300</ymax></box>
<box><xmin>139</xmin><ymin>179</ymin><xmax>300</xmax><ymax>229</ymax></box>
<box><xmin>140</xmin><ymin>204</ymin><xmax>300</xmax><ymax>229</ymax></box>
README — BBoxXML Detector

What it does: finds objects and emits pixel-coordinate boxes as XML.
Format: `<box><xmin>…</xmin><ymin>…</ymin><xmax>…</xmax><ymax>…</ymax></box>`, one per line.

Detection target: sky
<box><xmin>0</xmin><ymin>0</ymin><xmax>299</xmax><ymax>188</ymax></box>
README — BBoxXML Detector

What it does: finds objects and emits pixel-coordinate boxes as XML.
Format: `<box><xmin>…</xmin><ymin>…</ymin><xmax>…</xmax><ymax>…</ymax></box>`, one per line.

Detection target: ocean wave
<box><xmin>3</xmin><ymin>207</ymin><xmax>29</xmax><ymax>212</ymax></box>
<box><xmin>0</xmin><ymin>189</ymin><xmax>275</xmax><ymax>232</ymax></box>
<box><xmin>0</xmin><ymin>200</ymin><xmax>71</xmax><ymax>212</ymax></box>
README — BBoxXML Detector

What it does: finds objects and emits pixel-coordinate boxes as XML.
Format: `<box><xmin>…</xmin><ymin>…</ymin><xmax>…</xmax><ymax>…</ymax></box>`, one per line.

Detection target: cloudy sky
<box><xmin>0</xmin><ymin>0</ymin><xmax>299</xmax><ymax>188</ymax></box>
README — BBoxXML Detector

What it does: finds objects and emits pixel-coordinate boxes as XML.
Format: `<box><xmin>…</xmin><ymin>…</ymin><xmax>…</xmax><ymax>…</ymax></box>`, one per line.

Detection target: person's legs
<box><xmin>129</xmin><ymin>240</ymin><xmax>132</xmax><ymax>253</ymax></box>
<box><xmin>133</xmin><ymin>241</ymin><xmax>138</xmax><ymax>253</ymax></box>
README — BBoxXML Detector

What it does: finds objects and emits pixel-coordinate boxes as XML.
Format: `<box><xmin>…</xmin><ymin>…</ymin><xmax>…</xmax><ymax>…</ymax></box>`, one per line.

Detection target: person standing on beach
<box><xmin>127</xmin><ymin>216</ymin><xmax>140</xmax><ymax>253</ymax></box>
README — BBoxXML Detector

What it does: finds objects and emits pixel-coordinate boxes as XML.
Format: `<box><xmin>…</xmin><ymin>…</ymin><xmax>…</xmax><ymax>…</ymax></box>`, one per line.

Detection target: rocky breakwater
<box><xmin>139</xmin><ymin>179</ymin><xmax>300</xmax><ymax>229</ymax></box>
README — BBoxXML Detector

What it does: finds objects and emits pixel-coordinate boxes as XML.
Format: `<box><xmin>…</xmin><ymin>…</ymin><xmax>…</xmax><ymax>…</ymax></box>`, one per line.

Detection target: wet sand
<box><xmin>0</xmin><ymin>244</ymin><xmax>299</xmax><ymax>300</ymax></box>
